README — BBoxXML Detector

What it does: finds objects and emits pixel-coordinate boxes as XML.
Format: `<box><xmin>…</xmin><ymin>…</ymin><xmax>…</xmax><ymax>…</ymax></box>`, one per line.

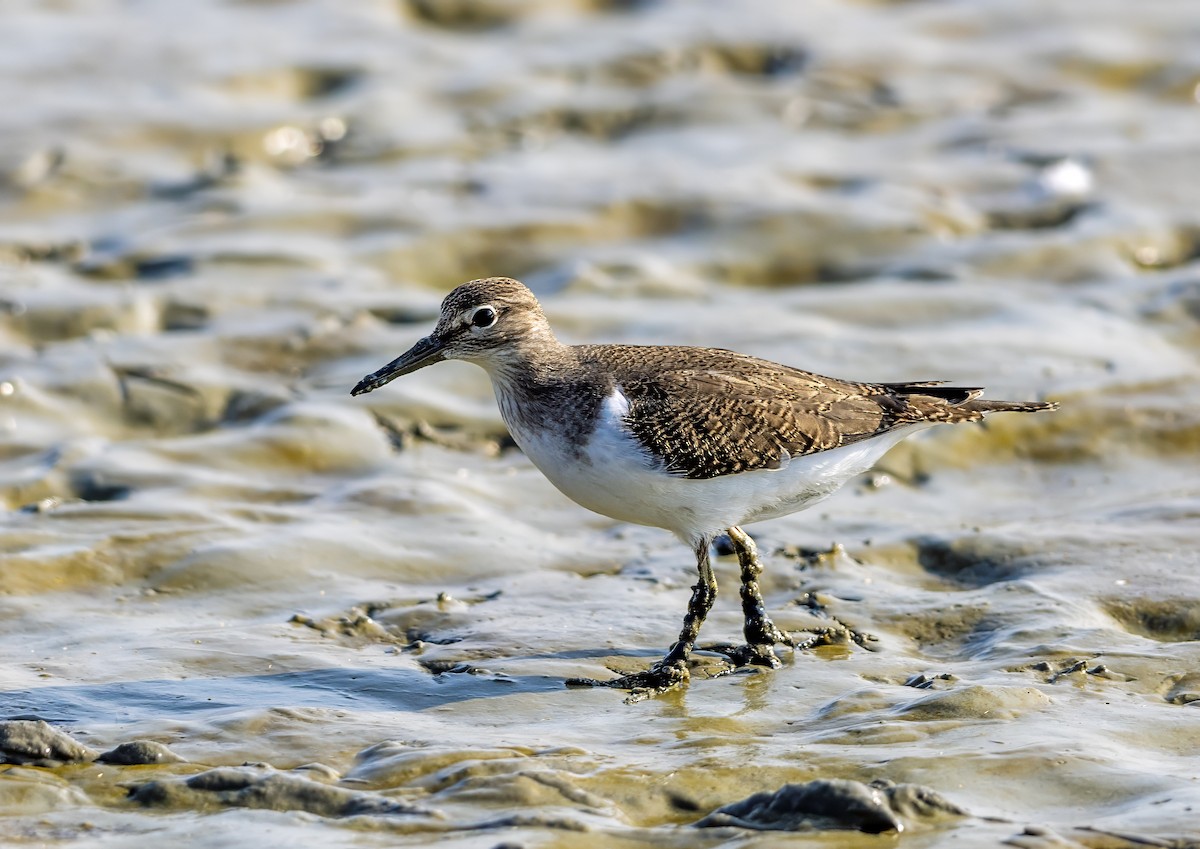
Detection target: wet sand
<box><xmin>2</xmin><ymin>0</ymin><xmax>1199</xmax><ymax>846</ymax></box>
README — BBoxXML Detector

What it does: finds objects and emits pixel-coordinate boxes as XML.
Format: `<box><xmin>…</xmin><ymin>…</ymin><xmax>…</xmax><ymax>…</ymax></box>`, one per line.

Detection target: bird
<box><xmin>352</xmin><ymin>277</ymin><xmax>1056</xmax><ymax>699</ymax></box>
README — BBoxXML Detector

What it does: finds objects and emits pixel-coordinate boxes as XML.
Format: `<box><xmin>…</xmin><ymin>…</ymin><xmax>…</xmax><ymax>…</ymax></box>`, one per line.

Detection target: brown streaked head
<box><xmin>351</xmin><ymin>277</ymin><xmax>552</xmax><ymax>395</ymax></box>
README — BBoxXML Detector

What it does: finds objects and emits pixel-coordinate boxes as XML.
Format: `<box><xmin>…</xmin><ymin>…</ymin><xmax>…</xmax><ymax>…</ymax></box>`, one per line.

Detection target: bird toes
<box><xmin>565</xmin><ymin>658</ymin><xmax>691</xmax><ymax>702</ymax></box>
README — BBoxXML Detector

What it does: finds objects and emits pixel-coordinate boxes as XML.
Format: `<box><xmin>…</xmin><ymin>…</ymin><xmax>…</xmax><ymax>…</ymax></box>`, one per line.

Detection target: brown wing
<box><xmin>580</xmin><ymin>345</ymin><xmax>991</xmax><ymax>480</ymax></box>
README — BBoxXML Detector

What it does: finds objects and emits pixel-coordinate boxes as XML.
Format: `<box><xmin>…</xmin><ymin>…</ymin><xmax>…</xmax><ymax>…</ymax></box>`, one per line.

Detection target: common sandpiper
<box><xmin>352</xmin><ymin>277</ymin><xmax>1056</xmax><ymax>700</ymax></box>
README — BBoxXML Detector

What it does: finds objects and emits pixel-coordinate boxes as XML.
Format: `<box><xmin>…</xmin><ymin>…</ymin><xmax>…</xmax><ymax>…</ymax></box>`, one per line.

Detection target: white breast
<box><xmin>498</xmin><ymin>385</ymin><xmax>925</xmax><ymax>544</ymax></box>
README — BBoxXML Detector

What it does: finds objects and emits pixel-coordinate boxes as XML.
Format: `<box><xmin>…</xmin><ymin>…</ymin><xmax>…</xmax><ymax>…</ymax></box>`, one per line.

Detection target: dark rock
<box><xmin>696</xmin><ymin>779</ymin><xmax>900</xmax><ymax>833</ymax></box>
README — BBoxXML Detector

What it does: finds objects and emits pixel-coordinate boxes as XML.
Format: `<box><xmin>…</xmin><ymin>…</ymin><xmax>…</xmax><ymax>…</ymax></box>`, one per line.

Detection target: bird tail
<box><xmin>884</xmin><ymin>382</ymin><xmax>1058</xmax><ymax>424</ymax></box>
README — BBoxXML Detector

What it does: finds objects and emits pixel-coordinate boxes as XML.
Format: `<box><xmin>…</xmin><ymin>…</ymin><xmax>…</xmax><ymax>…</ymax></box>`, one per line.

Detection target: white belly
<box><xmin>498</xmin><ymin>386</ymin><xmax>926</xmax><ymax>544</ymax></box>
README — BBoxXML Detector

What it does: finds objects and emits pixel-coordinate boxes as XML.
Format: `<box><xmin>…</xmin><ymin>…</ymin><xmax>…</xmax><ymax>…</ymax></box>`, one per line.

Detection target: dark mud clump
<box><xmin>0</xmin><ymin>720</ymin><xmax>97</xmax><ymax>766</ymax></box>
<box><xmin>97</xmin><ymin>740</ymin><xmax>187</xmax><ymax>765</ymax></box>
<box><xmin>913</xmin><ymin>534</ymin><xmax>1043</xmax><ymax>587</ymax></box>
<box><xmin>1103</xmin><ymin>596</ymin><xmax>1200</xmax><ymax>642</ymax></box>
<box><xmin>694</xmin><ymin>778</ymin><xmax>966</xmax><ymax>834</ymax></box>
<box><xmin>130</xmin><ymin>765</ymin><xmax>434</xmax><ymax>818</ymax></box>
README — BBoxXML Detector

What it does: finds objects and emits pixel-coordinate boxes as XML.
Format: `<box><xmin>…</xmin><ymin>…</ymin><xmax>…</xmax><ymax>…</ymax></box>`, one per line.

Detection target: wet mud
<box><xmin>3</xmin><ymin>0</ymin><xmax>1200</xmax><ymax>847</ymax></box>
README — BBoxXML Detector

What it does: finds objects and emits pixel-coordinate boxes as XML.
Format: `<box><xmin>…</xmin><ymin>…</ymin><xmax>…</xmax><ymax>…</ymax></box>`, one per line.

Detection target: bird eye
<box><xmin>470</xmin><ymin>306</ymin><xmax>497</xmax><ymax>329</ymax></box>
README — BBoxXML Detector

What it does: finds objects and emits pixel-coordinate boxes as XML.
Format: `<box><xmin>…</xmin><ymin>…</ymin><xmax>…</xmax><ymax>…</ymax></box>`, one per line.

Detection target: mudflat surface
<box><xmin>2</xmin><ymin>1</ymin><xmax>1199</xmax><ymax>847</ymax></box>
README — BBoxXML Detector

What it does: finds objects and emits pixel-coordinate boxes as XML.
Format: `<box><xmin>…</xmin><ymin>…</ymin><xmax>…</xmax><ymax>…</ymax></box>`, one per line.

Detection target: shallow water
<box><xmin>2</xmin><ymin>0</ymin><xmax>1200</xmax><ymax>846</ymax></box>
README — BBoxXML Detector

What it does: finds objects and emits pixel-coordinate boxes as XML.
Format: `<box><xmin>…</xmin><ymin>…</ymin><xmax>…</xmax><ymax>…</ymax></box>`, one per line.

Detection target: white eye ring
<box><xmin>470</xmin><ymin>306</ymin><xmax>498</xmax><ymax>329</ymax></box>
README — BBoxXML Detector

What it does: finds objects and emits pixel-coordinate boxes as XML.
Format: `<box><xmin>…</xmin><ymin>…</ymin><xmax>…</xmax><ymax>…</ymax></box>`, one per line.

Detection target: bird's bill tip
<box><xmin>351</xmin><ymin>335</ymin><xmax>445</xmax><ymax>396</ymax></box>
<box><xmin>349</xmin><ymin>376</ymin><xmax>381</xmax><ymax>396</ymax></box>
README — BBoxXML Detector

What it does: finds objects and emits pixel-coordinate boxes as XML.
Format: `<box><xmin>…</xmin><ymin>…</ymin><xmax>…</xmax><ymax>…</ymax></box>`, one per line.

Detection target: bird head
<box><xmin>351</xmin><ymin>277</ymin><xmax>551</xmax><ymax>395</ymax></box>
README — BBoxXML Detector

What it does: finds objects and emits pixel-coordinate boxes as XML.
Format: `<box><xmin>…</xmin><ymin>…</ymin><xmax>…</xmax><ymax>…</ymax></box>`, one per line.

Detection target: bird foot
<box><xmin>704</xmin><ymin>618</ymin><xmax>797</xmax><ymax>668</ymax></box>
<box><xmin>705</xmin><ymin>642</ymin><xmax>784</xmax><ymax>669</ymax></box>
<box><xmin>566</xmin><ymin>659</ymin><xmax>690</xmax><ymax>703</ymax></box>
<box><xmin>706</xmin><ymin>618</ymin><xmax>878</xmax><ymax>670</ymax></box>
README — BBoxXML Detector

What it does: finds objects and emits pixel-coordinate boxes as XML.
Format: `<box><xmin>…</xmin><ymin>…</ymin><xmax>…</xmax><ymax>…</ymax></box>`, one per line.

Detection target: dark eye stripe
<box><xmin>471</xmin><ymin>306</ymin><xmax>497</xmax><ymax>328</ymax></box>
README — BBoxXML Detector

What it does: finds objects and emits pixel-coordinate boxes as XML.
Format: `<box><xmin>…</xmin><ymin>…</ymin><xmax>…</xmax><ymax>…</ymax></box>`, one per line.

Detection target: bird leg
<box><xmin>708</xmin><ymin>525</ymin><xmax>796</xmax><ymax>668</ymax></box>
<box><xmin>567</xmin><ymin>537</ymin><xmax>717</xmax><ymax>701</ymax></box>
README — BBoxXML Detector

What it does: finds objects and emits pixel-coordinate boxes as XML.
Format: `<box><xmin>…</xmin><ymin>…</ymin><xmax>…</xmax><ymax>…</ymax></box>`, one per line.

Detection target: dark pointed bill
<box><xmin>351</xmin><ymin>334</ymin><xmax>446</xmax><ymax>396</ymax></box>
